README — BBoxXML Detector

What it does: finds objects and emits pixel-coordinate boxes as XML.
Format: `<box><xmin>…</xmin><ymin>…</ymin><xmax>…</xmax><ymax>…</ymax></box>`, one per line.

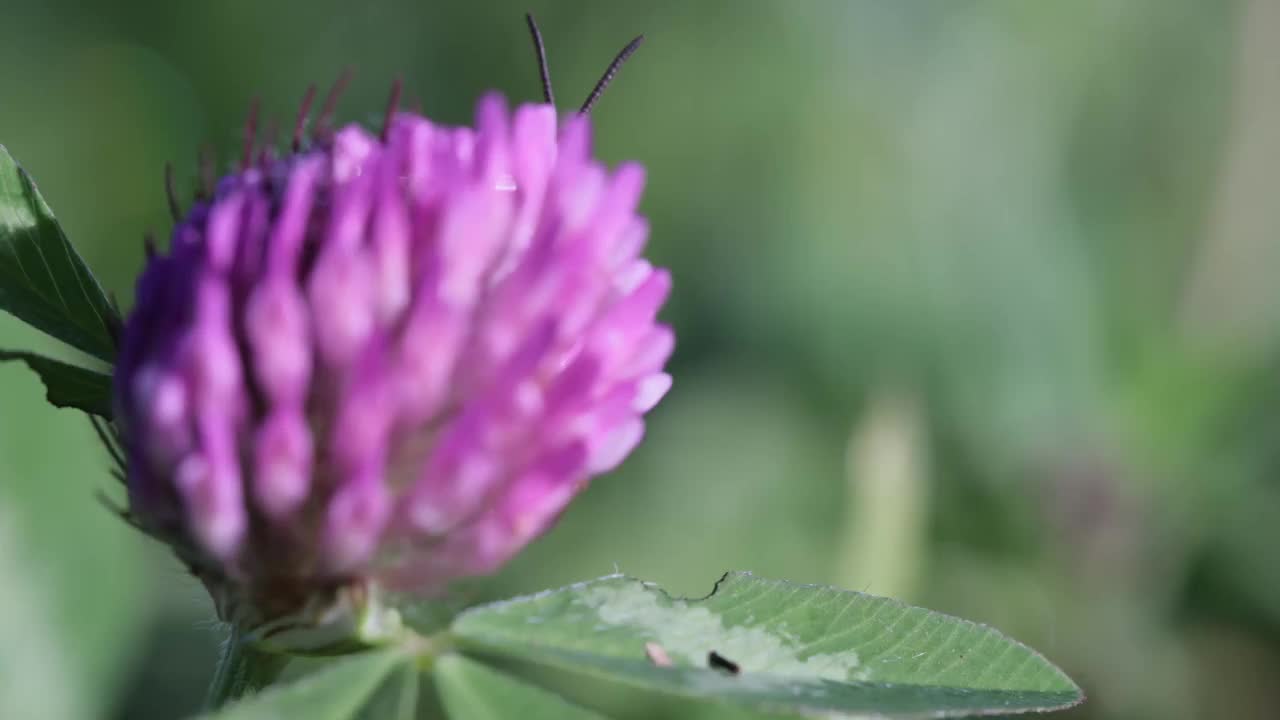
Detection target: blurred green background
<box><xmin>2</xmin><ymin>0</ymin><xmax>1279</xmax><ymax>717</ymax></box>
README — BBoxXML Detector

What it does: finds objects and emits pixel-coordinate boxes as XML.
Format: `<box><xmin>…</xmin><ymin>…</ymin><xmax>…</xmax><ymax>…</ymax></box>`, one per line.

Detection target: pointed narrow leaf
<box><xmin>0</xmin><ymin>145</ymin><xmax>118</xmax><ymax>363</ymax></box>
<box><xmin>452</xmin><ymin>572</ymin><xmax>1083</xmax><ymax>718</ymax></box>
<box><xmin>436</xmin><ymin>654</ymin><xmax>609</xmax><ymax>720</ymax></box>
<box><xmin>0</xmin><ymin>351</ymin><xmax>112</xmax><ymax>418</ymax></box>
<box><xmin>193</xmin><ymin>649</ymin><xmax>407</xmax><ymax>720</ymax></box>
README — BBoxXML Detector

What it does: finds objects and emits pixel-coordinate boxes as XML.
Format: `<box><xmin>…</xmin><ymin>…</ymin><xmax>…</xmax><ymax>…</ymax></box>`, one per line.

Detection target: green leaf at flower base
<box><xmin>355</xmin><ymin>664</ymin><xmax>419</xmax><ymax>720</ymax></box>
<box><xmin>435</xmin><ymin>654</ymin><xmax>609</xmax><ymax>720</ymax></box>
<box><xmin>0</xmin><ymin>145</ymin><xmax>118</xmax><ymax>363</ymax></box>
<box><xmin>193</xmin><ymin>649</ymin><xmax>408</xmax><ymax>720</ymax></box>
<box><xmin>451</xmin><ymin>572</ymin><xmax>1083</xmax><ymax>718</ymax></box>
<box><xmin>0</xmin><ymin>350</ymin><xmax>112</xmax><ymax>418</ymax></box>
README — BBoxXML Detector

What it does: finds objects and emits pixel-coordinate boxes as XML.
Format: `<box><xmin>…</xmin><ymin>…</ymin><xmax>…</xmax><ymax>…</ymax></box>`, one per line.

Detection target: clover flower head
<box><xmin>113</xmin><ymin>76</ymin><xmax>671</xmax><ymax>620</ymax></box>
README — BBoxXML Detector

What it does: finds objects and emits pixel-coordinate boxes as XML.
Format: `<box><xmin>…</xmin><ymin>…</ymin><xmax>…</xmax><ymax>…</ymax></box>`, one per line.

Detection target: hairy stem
<box><xmin>204</xmin><ymin>626</ymin><xmax>291</xmax><ymax>710</ymax></box>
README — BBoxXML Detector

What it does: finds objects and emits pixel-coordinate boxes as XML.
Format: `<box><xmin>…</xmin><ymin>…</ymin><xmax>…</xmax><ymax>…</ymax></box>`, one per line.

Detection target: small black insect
<box><xmin>708</xmin><ymin>651</ymin><xmax>740</xmax><ymax>675</ymax></box>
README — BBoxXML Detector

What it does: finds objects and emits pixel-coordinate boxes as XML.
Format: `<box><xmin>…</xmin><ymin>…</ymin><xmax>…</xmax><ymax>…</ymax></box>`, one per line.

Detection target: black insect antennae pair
<box><xmin>524</xmin><ymin>13</ymin><xmax>645</xmax><ymax>114</ymax></box>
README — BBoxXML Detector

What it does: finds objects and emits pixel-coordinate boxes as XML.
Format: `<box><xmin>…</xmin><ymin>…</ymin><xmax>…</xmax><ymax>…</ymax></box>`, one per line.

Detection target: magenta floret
<box><xmin>115</xmin><ymin>93</ymin><xmax>671</xmax><ymax>615</ymax></box>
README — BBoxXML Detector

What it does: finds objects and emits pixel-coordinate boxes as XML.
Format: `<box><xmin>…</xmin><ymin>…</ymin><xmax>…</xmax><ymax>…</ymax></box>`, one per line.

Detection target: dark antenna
<box><xmin>240</xmin><ymin>97</ymin><xmax>261</xmax><ymax>171</ymax></box>
<box><xmin>164</xmin><ymin>163</ymin><xmax>182</xmax><ymax>221</ymax></box>
<box><xmin>292</xmin><ymin>84</ymin><xmax>318</xmax><ymax>152</ymax></box>
<box><xmin>382</xmin><ymin>76</ymin><xmax>403</xmax><ymax>142</ymax></box>
<box><xmin>315</xmin><ymin>68</ymin><xmax>354</xmax><ymax>141</ymax></box>
<box><xmin>580</xmin><ymin>34</ymin><xmax>645</xmax><ymax>113</ymax></box>
<box><xmin>525</xmin><ymin>13</ymin><xmax>555</xmax><ymax>105</ymax></box>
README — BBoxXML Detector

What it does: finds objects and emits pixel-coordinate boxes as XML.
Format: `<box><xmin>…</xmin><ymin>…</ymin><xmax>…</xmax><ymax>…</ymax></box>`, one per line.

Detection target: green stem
<box><xmin>204</xmin><ymin>626</ymin><xmax>290</xmax><ymax>710</ymax></box>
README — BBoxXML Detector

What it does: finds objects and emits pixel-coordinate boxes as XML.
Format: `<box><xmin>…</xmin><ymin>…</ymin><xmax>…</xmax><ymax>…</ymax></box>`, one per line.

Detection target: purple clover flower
<box><xmin>115</xmin><ymin>92</ymin><xmax>672</xmax><ymax>618</ymax></box>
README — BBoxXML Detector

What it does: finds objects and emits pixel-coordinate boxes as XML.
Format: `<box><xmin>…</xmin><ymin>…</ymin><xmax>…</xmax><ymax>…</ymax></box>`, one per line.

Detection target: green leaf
<box><xmin>0</xmin><ymin>350</ymin><xmax>111</xmax><ymax>418</ymax></box>
<box><xmin>451</xmin><ymin>572</ymin><xmax>1083</xmax><ymax>718</ymax></box>
<box><xmin>0</xmin><ymin>145</ymin><xmax>118</xmax><ymax>363</ymax></box>
<box><xmin>436</xmin><ymin>654</ymin><xmax>609</xmax><ymax>720</ymax></box>
<box><xmin>398</xmin><ymin>590</ymin><xmax>474</xmax><ymax>637</ymax></box>
<box><xmin>355</xmin><ymin>664</ymin><xmax>419</xmax><ymax>720</ymax></box>
<box><xmin>193</xmin><ymin>649</ymin><xmax>407</xmax><ymax>720</ymax></box>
